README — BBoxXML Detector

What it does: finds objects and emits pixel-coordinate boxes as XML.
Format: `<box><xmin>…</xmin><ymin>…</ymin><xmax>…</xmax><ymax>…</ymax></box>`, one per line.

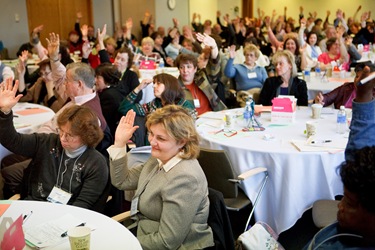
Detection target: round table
<box><xmin>0</xmin><ymin>103</ymin><xmax>55</xmax><ymax>164</ymax></box>
<box><xmin>0</xmin><ymin>200</ymin><xmax>142</xmax><ymax>250</ymax></box>
<box><xmin>196</xmin><ymin>107</ymin><xmax>347</xmax><ymax>234</ymax></box>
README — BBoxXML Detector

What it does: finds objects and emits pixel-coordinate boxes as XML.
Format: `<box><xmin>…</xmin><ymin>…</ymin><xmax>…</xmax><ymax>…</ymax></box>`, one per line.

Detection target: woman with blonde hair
<box><xmin>224</xmin><ymin>44</ymin><xmax>268</xmax><ymax>103</ymax></box>
<box><xmin>108</xmin><ymin>105</ymin><xmax>214</xmax><ymax>249</ymax></box>
<box><xmin>259</xmin><ymin>50</ymin><xmax>308</xmax><ymax>106</ymax></box>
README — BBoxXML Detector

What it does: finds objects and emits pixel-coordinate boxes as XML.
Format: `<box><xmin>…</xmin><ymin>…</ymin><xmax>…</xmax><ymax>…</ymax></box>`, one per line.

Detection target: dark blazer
<box><xmin>98</xmin><ymin>86</ymin><xmax>124</xmax><ymax>136</ymax></box>
<box><xmin>259</xmin><ymin>76</ymin><xmax>308</xmax><ymax>106</ymax></box>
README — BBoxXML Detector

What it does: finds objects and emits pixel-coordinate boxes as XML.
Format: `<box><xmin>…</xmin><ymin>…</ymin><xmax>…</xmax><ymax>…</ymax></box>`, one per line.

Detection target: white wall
<box><xmin>0</xmin><ymin>0</ymin><xmax>29</xmax><ymax>59</ymax></box>
<box><xmin>217</xmin><ymin>0</ymin><xmax>241</xmax><ymax>20</ymax></box>
<box><xmin>155</xmin><ymin>0</ymin><xmax>190</xmax><ymax>30</ymax></box>
<box><xmin>92</xmin><ymin>0</ymin><xmax>114</xmax><ymax>35</ymax></box>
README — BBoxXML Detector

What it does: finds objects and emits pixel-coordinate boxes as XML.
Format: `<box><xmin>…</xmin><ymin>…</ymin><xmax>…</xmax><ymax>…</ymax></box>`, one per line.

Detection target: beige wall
<box><xmin>253</xmin><ymin>0</ymin><xmax>375</xmax><ymax>22</ymax></box>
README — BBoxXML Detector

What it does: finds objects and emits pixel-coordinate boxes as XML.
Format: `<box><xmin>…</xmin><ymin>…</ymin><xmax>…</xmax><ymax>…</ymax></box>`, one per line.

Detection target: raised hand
<box><xmin>0</xmin><ymin>79</ymin><xmax>23</xmax><ymax>113</ymax></box>
<box><xmin>82</xmin><ymin>40</ymin><xmax>92</xmax><ymax>59</ymax></box>
<box><xmin>16</xmin><ymin>50</ymin><xmax>28</xmax><ymax>76</ymax></box>
<box><xmin>46</xmin><ymin>33</ymin><xmax>60</xmax><ymax>60</ymax></box>
<box><xmin>114</xmin><ymin>110</ymin><xmax>139</xmax><ymax>148</ymax></box>
<box><xmin>228</xmin><ymin>45</ymin><xmax>236</xmax><ymax>59</ymax></box>
<box><xmin>135</xmin><ymin>79</ymin><xmax>153</xmax><ymax>93</ymax></box>
<box><xmin>97</xmin><ymin>24</ymin><xmax>107</xmax><ymax>50</ymax></box>
<box><xmin>76</xmin><ymin>11</ymin><xmax>83</xmax><ymax>20</ymax></box>
<box><xmin>126</xmin><ymin>17</ymin><xmax>133</xmax><ymax>31</ymax></box>
<box><xmin>81</xmin><ymin>24</ymin><xmax>88</xmax><ymax>40</ymax></box>
<box><xmin>196</xmin><ymin>33</ymin><xmax>216</xmax><ymax>48</ymax></box>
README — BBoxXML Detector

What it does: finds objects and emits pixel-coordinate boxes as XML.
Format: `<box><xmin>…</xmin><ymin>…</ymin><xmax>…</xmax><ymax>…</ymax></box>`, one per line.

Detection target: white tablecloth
<box><xmin>196</xmin><ymin>107</ymin><xmax>346</xmax><ymax>234</ymax></box>
<box><xmin>306</xmin><ymin>74</ymin><xmax>353</xmax><ymax>100</ymax></box>
<box><xmin>0</xmin><ymin>200</ymin><xmax>142</xmax><ymax>250</ymax></box>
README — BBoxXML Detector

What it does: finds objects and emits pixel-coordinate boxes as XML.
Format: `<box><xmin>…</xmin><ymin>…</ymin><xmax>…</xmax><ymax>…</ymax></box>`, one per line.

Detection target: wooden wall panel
<box><xmin>26</xmin><ymin>0</ymin><xmax>93</xmax><ymax>46</ymax></box>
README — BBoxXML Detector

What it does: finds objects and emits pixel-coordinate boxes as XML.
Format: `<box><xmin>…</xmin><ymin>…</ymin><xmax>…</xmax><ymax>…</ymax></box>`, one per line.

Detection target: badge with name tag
<box><xmin>130</xmin><ymin>197</ymin><xmax>139</xmax><ymax>216</ymax></box>
<box><xmin>47</xmin><ymin>186</ymin><xmax>72</xmax><ymax>205</ymax></box>
<box><xmin>193</xmin><ymin>99</ymin><xmax>201</xmax><ymax>108</ymax></box>
<box><xmin>247</xmin><ymin>72</ymin><xmax>257</xmax><ymax>79</ymax></box>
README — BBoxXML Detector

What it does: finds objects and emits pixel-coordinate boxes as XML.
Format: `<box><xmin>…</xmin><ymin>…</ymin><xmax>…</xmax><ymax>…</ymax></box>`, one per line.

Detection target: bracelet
<box><xmin>51</xmin><ymin>57</ymin><xmax>59</xmax><ymax>62</ymax></box>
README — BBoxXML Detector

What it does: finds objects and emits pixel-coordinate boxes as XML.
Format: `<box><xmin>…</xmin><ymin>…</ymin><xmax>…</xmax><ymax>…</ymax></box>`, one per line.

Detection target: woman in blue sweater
<box><xmin>224</xmin><ymin>44</ymin><xmax>268</xmax><ymax>103</ymax></box>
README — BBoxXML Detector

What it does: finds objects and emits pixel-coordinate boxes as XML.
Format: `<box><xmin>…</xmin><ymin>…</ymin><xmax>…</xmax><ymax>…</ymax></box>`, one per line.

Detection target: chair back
<box><xmin>198</xmin><ymin>148</ymin><xmax>238</xmax><ymax>198</ymax></box>
<box><xmin>207</xmin><ymin>188</ymin><xmax>235</xmax><ymax>250</ymax></box>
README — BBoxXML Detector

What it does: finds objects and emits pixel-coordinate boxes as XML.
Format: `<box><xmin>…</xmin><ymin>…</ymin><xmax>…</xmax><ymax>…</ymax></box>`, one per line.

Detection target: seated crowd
<box><xmin>1</xmin><ymin>5</ymin><xmax>375</xmax><ymax>249</ymax></box>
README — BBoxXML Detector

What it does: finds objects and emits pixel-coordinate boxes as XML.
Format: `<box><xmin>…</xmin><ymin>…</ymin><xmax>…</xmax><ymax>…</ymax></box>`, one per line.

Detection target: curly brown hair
<box><xmin>57</xmin><ymin>105</ymin><xmax>103</xmax><ymax>147</ymax></box>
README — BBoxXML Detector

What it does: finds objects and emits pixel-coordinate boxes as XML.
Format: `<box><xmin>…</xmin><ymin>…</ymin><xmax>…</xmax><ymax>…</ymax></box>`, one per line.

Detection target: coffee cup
<box><xmin>306</xmin><ymin>121</ymin><xmax>317</xmax><ymax>138</ymax></box>
<box><xmin>311</xmin><ymin>104</ymin><xmax>323</xmax><ymax>119</ymax></box>
<box><xmin>67</xmin><ymin>226</ymin><xmax>91</xmax><ymax>250</ymax></box>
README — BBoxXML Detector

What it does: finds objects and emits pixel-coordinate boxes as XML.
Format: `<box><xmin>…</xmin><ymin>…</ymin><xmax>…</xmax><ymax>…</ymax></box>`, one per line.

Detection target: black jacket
<box><xmin>259</xmin><ymin>76</ymin><xmax>308</xmax><ymax>106</ymax></box>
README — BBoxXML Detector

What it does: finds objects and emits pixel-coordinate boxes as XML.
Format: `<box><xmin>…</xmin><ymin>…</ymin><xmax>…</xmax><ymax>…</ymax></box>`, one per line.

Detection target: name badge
<box><xmin>130</xmin><ymin>197</ymin><xmax>139</xmax><ymax>216</ymax></box>
<box><xmin>247</xmin><ymin>72</ymin><xmax>257</xmax><ymax>79</ymax></box>
<box><xmin>47</xmin><ymin>186</ymin><xmax>72</xmax><ymax>205</ymax></box>
<box><xmin>193</xmin><ymin>99</ymin><xmax>201</xmax><ymax>108</ymax></box>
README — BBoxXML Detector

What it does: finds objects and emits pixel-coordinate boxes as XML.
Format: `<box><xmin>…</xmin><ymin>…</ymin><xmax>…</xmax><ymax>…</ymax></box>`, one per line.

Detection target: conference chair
<box><xmin>197</xmin><ymin>148</ymin><xmax>268</xmax><ymax>232</ymax></box>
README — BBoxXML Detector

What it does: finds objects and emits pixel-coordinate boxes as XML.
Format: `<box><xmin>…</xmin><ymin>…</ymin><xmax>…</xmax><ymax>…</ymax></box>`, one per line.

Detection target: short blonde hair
<box><xmin>272</xmin><ymin>50</ymin><xmax>298</xmax><ymax>77</ymax></box>
<box><xmin>146</xmin><ymin>105</ymin><xmax>200</xmax><ymax>159</ymax></box>
<box><xmin>243</xmin><ymin>44</ymin><xmax>260</xmax><ymax>59</ymax></box>
<box><xmin>104</xmin><ymin>37</ymin><xmax>116</xmax><ymax>48</ymax></box>
<box><xmin>141</xmin><ymin>37</ymin><xmax>155</xmax><ymax>47</ymax></box>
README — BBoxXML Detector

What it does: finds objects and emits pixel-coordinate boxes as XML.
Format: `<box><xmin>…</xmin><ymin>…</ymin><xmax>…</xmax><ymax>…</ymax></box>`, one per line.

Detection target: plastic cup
<box><xmin>67</xmin><ymin>226</ymin><xmax>91</xmax><ymax>250</ymax></box>
<box><xmin>306</xmin><ymin>121</ymin><xmax>317</xmax><ymax>138</ymax></box>
<box><xmin>224</xmin><ymin>113</ymin><xmax>234</xmax><ymax>132</ymax></box>
<box><xmin>311</xmin><ymin>104</ymin><xmax>323</xmax><ymax>119</ymax></box>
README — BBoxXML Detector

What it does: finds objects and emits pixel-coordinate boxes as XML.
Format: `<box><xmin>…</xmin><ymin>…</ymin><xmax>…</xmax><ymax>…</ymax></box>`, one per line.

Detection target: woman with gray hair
<box><xmin>259</xmin><ymin>50</ymin><xmax>308</xmax><ymax>106</ymax></box>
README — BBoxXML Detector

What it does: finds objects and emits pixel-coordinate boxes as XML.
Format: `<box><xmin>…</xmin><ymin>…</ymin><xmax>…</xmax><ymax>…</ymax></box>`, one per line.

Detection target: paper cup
<box><xmin>68</xmin><ymin>226</ymin><xmax>91</xmax><ymax>250</ymax></box>
<box><xmin>311</xmin><ymin>104</ymin><xmax>323</xmax><ymax>119</ymax></box>
<box><xmin>306</xmin><ymin>121</ymin><xmax>317</xmax><ymax>138</ymax></box>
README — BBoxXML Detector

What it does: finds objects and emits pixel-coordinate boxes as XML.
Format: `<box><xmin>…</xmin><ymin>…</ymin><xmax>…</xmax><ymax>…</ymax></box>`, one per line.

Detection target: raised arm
<box><xmin>16</xmin><ymin>50</ymin><xmax>28</xmax><ymax>93</ymax></box>
<box><xmin>196</xmin><ymin>33</ymin><xmax>218</xmax><ymax>59</ymax></box>
<box><xmin>46</xmin><ymin>33</ymin><xmax>67</xmax><ymax>101</ymax></box>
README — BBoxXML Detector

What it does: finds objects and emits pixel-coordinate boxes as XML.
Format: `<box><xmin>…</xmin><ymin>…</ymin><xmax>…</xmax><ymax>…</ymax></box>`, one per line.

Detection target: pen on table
<box><xmin>13</xmin><ymin>115</ymin><xmax>19</xmax><ymax>118</ymax></box>
<box><xmin>61</xmin><ymin>222</ymin><xmax>86</xmax><ymax>237</ymax></box>
<box><xmin>311</xmin><ymin>140</ymin><xmax>332</xmax><ymax>144</ymax></box>
<box><xmin>23</xmin><ymin>211</ymin><xmax>33</xmax><ymax>224</ymax></box>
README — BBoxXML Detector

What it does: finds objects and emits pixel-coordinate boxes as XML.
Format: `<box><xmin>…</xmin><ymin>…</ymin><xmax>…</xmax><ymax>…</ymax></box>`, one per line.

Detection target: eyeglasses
<box><xmin>58</xmin><ymin>128</ymin><xmax>78</xmax><ymax>142</ymax></box>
